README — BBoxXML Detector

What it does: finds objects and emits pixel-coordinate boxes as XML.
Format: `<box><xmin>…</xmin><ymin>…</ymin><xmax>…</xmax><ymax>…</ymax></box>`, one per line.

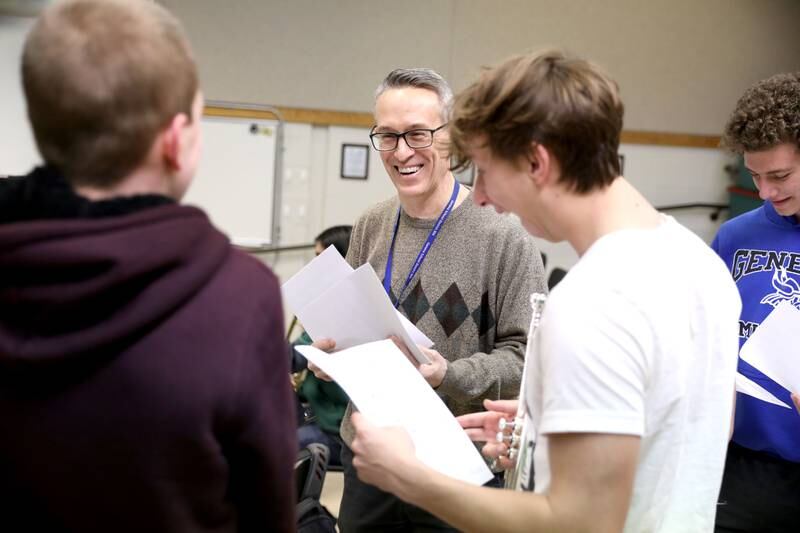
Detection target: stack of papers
<box><xmin>297</xmin><ymin>339</ymin><xmax>493</xmax><ymax>486</ymax></box>
<box><xmin>282</xmin><ymin>246</ymin><xmax>433</xmax><ymax>363</ymax></box>
<box><xmin>735</xmin><ymin>302</ymin><xmax>800</xmax><ymax>409</ymax></box>
<box><xmin>284</xmin><ymin>246</ymin><xmax>492</xmax><ymax>485</ymax></box>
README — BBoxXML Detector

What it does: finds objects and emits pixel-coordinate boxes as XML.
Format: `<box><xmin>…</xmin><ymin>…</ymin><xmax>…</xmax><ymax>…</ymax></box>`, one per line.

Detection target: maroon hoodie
<box><xmin>0</xmin><ymin>167</ymin><xmax>297</xmax><ymax>532</ymax></box>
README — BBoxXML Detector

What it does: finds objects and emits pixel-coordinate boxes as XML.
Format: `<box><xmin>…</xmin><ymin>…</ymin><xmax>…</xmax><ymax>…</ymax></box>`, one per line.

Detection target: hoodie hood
<box><xmin>0</xmin><ymin>167</ymin><xmax>230</xmax><ymax>366</ymax></box>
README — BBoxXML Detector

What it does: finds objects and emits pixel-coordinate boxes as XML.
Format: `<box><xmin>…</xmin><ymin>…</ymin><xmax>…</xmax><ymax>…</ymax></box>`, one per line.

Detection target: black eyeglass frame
<box><xmin>369</xmin><ymin>123</ymin><xmax>448</xmax><ymax>151</ymax></box>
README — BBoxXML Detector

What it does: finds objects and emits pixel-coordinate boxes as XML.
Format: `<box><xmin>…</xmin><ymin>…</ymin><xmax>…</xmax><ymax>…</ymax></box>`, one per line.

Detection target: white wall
<box><xmin>0</xmin><ymin>8</ymin><xmax>739</xmax><ymax>327</ymax></box>
<box><xmin>0</xmin><ymin>17</ymin><xmax>734</xmax><ymax>277</ymax></box>
<box><xmin>320</xmin><ymin>127</ymin><xmax>396</xmax><ymax>230</ymax></box>
<box><xmin>279</xmin><ymin>123</ymin><xmax>316</xmax><ymax>245</ymax></box>
<box><xmin>0</xmin><ymin>16</ymin><xmax>39</xmax><ymax>176</ymax></box>
<box><xmin>161</xmin><ymin>0</ymin><xmax>800</xmax><ymax>135</ymax></box>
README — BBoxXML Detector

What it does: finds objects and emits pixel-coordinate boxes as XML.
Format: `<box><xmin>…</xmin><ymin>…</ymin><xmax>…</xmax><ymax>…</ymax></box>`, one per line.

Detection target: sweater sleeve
<box><xmin>437</xmin><ymin>224</ymin><xmax>547</xmax><ymax>402</ymax></box>
<box><xmin>344</xmin><ymin>211</ymin><xmax>368</xmax><ymax>270</ymax></box>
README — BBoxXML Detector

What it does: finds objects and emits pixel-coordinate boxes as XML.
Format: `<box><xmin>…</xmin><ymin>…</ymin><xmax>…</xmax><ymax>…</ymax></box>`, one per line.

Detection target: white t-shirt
<box><xmin>525</xmin><ymin>216</ymin><xmax>741</xmax><ymax>533</ymax></box>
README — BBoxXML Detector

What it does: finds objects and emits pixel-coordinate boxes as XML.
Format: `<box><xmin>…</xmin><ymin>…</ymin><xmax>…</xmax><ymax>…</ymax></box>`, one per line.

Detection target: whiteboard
<box><xmin>183</xmin><ymin>116</ymin><xmax>279</xmax><ymax>246</ymax></box>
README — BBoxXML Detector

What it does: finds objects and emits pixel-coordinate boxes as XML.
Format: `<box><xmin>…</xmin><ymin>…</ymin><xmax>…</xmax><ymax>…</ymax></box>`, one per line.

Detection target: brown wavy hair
<box><xmin>22</xmin><ymin>0</ymin><xmax>198</xmax><ymax>188</ymax></box>
<box><xmin>722</xmin><ymin>72</ymin><xmax>800</xmax><ymax>154</ymax></box>
<box><xmin>449</xmin><ymin>50</ymin><xmax>623</xmax><ymax>194</ymax></box>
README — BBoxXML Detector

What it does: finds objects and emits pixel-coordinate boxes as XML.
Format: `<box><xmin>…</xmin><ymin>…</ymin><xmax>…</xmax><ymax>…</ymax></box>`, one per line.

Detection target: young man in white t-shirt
<box><xmin>347</xmin><ymin>50</ymin><xmax>742</xmax><ymax>533</ymax></box>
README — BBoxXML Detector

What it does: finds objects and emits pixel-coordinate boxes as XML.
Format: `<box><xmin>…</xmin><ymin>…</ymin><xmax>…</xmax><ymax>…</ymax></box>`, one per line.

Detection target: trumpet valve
<box><xmin>496</xmin><ymin>431</ymin><xmax>522</xmax><ymax>446</ymax></box>
<box><xmin>498</xmin><ymin>417</ymin><xmax>515</xmax><ymax>431</ymax></box>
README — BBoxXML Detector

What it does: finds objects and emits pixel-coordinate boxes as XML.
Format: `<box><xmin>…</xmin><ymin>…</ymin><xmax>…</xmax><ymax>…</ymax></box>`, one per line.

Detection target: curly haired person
<box><xmin>712</xmin><ymin>72</ymin><xmax>800</xmax><ymax>533</ymax></box>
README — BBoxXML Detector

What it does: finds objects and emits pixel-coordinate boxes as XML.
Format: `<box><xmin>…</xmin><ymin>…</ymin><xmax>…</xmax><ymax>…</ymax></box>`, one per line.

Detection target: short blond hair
<box><xmin>22</xmin><ymin>0</ymin><xmax>198</xmax><ymax>187</ymax></box>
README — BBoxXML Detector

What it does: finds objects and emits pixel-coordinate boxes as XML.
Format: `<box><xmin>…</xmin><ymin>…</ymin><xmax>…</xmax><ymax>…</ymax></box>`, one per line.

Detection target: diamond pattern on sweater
<box><xmin>433</xmin><ymin>283</ymin><xmax>470</xmax><ymax>337</ymax></box>
<box><xmin>471</xmin><ymin>291</ymin><xmax>495</xmax><ymax>336</ymax></box>
<box><xmin>400</xmin><ymin>280</ymin><xmax>430</xmax><ymax>324</ymax></box>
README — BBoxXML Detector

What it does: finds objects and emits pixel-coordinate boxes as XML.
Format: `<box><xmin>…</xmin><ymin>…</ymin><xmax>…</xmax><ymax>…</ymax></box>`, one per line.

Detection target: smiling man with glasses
<box><xmin>369</xmin><ymin>123</ymin><xmax>448</xmax><ymax>152</ymax></box>
<box><xmin>308</xmin><ymin>67</ymin><xmax>546</xmax><ymax>532</ymax></box>
<box><xmin>345</xmin><ymin>50</ymin><xmax>741</xmax><ymax>533</ymax></box>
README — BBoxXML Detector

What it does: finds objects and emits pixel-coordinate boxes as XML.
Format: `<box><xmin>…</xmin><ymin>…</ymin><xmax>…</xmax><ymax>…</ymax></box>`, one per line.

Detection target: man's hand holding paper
<box><xmin>281</xmin><ymin>246</ymin><xmax>433</xmax><ymax>364</ymax></box>
<box><xmin>389</xmin><ymin>335</ymin><xmax>448</xmax><ymax>388</ymax></box>
<box><xmin>307</xmin><ymin>338</ymin><xmax>336</xmax><ymax>382</ymax></box>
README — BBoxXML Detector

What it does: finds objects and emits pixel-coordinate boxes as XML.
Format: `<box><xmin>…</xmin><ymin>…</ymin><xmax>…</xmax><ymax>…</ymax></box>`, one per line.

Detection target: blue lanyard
<box><xmin>383</xmin><ymin>181</ymin><xmax>460</xmax><ymax>308</ymax></box>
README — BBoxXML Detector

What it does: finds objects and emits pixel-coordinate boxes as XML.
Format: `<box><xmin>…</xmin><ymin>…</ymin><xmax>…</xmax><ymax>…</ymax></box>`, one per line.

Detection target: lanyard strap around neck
<box><xmin>383</xmin><ymin>180</ymin><xmax>461</xmax><ymax>308</ymax></box>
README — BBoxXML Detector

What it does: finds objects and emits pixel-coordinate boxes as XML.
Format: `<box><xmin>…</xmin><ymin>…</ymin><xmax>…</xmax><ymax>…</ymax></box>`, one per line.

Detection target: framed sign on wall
<box><xmin>341</xmin><ymin>143</ymin><xmax>369</xmax><ymax>180</ymax></box>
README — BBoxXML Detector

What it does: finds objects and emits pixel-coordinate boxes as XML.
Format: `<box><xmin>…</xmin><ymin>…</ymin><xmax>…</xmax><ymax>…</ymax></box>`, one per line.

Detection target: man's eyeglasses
<box><xmin>369</xmin><ymin>124</ymin><xmax>447</xmax><ymax>151</ymax></box>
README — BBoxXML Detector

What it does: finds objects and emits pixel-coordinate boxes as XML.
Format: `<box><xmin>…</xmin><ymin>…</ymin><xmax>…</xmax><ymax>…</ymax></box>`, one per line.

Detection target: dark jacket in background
<box><xmin>0</xmin><ymin>167</ymin><xmax>297</xmax><ymax>532</ymax></box>
<box><xmin>292</xmin><ymin>332</ymin><xmax>349</xmax><ymax>436</ymax></box>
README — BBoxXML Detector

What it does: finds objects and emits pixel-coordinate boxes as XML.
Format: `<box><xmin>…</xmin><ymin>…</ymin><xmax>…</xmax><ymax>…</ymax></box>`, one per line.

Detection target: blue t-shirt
<box><xmin>712</xmin><ymin>202</ymin><xmax>800</xmax><ymax>462</ymax></box>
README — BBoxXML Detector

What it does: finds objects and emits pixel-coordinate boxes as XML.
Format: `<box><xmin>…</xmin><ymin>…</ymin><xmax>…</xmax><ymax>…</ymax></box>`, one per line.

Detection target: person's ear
<box><xmin>161</xmin><ymin>113</ymin><xmax>190</xmax><ymax>172</ymax></box>
<box><xmin>526</xmin><ymin>142</ymin><xmax>551</xmax><ymax>186</ymax></box>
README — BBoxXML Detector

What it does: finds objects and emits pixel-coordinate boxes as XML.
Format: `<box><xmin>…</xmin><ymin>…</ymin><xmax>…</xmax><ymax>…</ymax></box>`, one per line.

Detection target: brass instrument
<box><xmin>498</xmin><ymin>292</ymin><xmax>546</xmax><ymax>490</ymax></box>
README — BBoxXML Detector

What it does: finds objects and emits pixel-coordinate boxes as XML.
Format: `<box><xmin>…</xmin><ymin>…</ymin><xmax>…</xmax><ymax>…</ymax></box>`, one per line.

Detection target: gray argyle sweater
<box><xmin>340</xmin><ymin>191</ymin><xmax>547</xmax><ymax>445</ymax></box>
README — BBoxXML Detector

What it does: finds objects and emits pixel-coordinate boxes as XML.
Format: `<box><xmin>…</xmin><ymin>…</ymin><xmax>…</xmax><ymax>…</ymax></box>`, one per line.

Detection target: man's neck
<box><xmin>399</xmin><ymin>174</ymin><xmax>468</xmax><ymax>219</ymax></box>
<box><xmin>562</xmin><ymin>177</ymin><xmax>662</xmax><ymax>256</ymax></box>
<box><xmin>74</xmin><ymin>166</ymin><xmax>174</xmax><ymax>201</ymax></box>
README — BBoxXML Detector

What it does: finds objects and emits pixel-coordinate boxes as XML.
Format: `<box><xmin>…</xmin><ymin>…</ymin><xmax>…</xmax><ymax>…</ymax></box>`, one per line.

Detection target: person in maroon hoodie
<box><xmin>0</xmin><ymin>1</ymin><xmax>296</xmax><ymax>532</ymax></box>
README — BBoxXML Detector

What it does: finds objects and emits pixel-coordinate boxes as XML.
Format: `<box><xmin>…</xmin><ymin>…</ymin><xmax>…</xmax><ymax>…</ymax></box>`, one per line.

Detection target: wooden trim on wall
<box><xmin>205</xmin><ymin>105</ymin><xmax>722</xmax><ymax>149</ymax></box>
<box><xmin>621</xmin><ymin>130</ymin><xmax>721</xmax><ymax>149</ymax></box>
<box><xmin>204</xmin><ymin>105</ymin><xmax>374</xmax><ymax>128</ymax></box>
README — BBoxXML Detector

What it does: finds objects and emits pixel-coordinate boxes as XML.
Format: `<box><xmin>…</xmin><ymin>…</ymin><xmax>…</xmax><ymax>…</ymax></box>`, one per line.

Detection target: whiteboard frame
<box><xmin>204</xmin><ymin>100</ymin><xmax>285</xmax><ymax>250</ymax></box>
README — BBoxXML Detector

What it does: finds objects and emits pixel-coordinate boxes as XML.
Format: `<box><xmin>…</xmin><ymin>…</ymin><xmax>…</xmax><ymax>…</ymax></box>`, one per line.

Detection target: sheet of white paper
<box><xmin>281</xmin><ymin>245</ymin><xmax>352</xmax><ymax>314</ymax></box>
<box><xmin>281</xmin><ymin>246</ymin><xmax>433</xmax><ymax>351</ymax></box>
<box><xmin>740</xmin><ymin>302</ymin><xmax>800</xmax><ymax>396</ymax></box>
<box><xmin>735</xmin><ymin>373</ymin><xmax>791</xmax><ymax>409</ymax></box>
<box><xmin>397</xmin><ymin>311</ymin><xmax>433</xmax><ymax>348</ymax></box>
<box><xmin>297</xmin><ymin>340</ymin><xmax>493</xmax><ymax>486</ymax></box>
<box><xmin>298</xmin><ymin>265</ymin><xmax>431</xmax><ymax>363</ymax></box>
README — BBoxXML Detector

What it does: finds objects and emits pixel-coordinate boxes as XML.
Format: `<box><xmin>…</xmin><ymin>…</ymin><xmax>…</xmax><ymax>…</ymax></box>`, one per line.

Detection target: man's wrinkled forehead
<box><xmin>374</xmin><ymin>87</ymin><xmax>445</xmax><ymax>128</ymax></box>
